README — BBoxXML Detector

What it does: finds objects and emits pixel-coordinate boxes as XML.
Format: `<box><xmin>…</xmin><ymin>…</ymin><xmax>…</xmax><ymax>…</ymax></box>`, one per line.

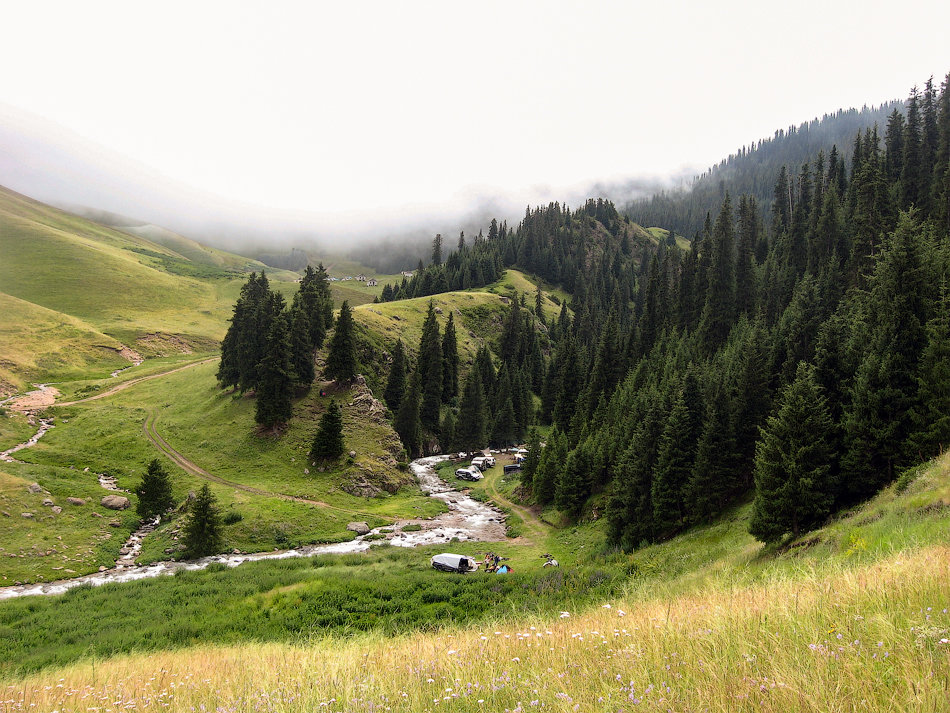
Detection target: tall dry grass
<box><xmin>4</xmin><ymin>545</ymin><xmax>948</xmax><ymax>712</ymax></box>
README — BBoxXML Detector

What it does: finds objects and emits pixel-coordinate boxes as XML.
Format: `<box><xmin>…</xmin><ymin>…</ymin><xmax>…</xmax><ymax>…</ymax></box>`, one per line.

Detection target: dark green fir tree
<box><xmin>135</xmin><ymin>458</ymin><xmax>175</xmax><ymax>520</ymax></box>
<box><xmin>182</xmin><ymin>484</ymin><xmax>223</xmax><ymax>558</ymax></box>
<box><xmin>310</xmin><ymin>400</ymin><xmax>345</xmax><ymax>462</ymax></box>
<box><xmin>324</xmin><ymin>301</ymin><xmax>359</xmax><ymax>383</ymax></box>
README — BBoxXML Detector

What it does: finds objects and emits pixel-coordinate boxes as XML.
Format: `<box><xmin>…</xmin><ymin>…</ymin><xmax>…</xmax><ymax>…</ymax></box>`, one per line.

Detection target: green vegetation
<box><xmin>0</xmin><ymin>545</ymin><xmax>629</xmax><ymax>675</ymax></box>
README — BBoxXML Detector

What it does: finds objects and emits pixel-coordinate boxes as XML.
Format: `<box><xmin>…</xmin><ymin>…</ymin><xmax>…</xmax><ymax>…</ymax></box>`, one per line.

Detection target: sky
<box><xmin>2</xmin><ymin>0</ymin><xmax>949</xmax><ymax>240</ymax></box>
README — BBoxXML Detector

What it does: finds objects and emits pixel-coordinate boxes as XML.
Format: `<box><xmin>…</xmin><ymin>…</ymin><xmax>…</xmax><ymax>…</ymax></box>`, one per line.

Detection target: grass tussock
<box><xmin>4</xmin><ymin>545</ymin><xmax>948</xmax><ymax>712</ymax></box>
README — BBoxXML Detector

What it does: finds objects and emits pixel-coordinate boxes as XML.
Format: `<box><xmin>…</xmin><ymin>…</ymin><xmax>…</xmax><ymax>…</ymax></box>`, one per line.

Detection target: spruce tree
<box><xmin>697</xmin><ymin>194</ymin><xmax>736</xmax><ymax>351</ymax></box>
<box><xmin>521</xmin><ymin>427</ymin><xmax>542</xmax><ymax>492</ymax></box>
<box><xmin>394</xmin><ymin>368</ymin><xmax>423</xmax><ymax>457</ymax></box>
<box><xmin>441</xmin><ymin>312</ymin><xmax>459</xmax><ymax>402</ymax></box>
<box><xmin>417</xmin><ymin>301</ymin><xmax>443</xmax><ymax>432</ymax></box>
<box><xmin>440</xmin><ymin>409</ymin><xmax>457</xmax><ymax>453</ymax></box>
<box><xmin>842</xmin><ymin>211</ymin><xmax>929</xmax><ymax>499</ymax></box>
<box><xmin>384</xmin><ymin>339</ymin><xmax>407</xmax><ymax>413</ymax></box>
<box><xmin>310</xmin><ymin>400</ymin><xmax>345</xmax><ymax>462</ymax></box>
<box><xmin>456</xmin><ymin>369</ymin><xmax>487</xmax><ymax>453</ymax></box>
<box><xmin>182</xmin><ymin>484</ymin><xmax>223</xmax><ymax>558</ymax></box>
<box><xmin>909</xmin><ymin>287</ymin><xmax>950</xmax><ymax>460</ymax></box>
<box><xmin>135</xmin><ymin>459</ymin><xmax>175</xmax><ymax>520</ymax></box>
<box><xmin>255</xmin><ymin>313</ymin><xmax>294</xmax><ymax>430</ymax></box>
<box><xmin>324</xmin><ymin>301</ymin><xmax>358</xmax><ymax>383</ymax></box>
<box><xmin>533</xmin><ymin>429</ymin><xmax>566</xmax><ymax>506</ymax></box>
<box><xmin>749</xmin><ymin>362</ymin><xmax>835</xmax><ymax>543</ymax></box>
<box><xmin>289</xmin><ymin>302</ymin><xmax>315</xmax><ymax>386</ymax></box>
<box><xmin>555</xmin><ymin>444</ymin><xmax>591</xmax><ymax>517</ymax></box>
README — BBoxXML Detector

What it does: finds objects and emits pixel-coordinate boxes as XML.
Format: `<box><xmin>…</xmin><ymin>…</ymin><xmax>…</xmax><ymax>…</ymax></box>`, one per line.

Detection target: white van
<box><xmin>471</xmin><ymin>455</ymin><xmax>495</xmax><ymax>470</ymax></box>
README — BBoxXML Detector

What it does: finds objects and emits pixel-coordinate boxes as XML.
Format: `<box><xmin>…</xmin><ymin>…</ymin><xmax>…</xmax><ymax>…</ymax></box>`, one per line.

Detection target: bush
<box><xmin>222</xmin><ymin>510</ymin><xmax>243</xmax><ymax>525</ymax></box>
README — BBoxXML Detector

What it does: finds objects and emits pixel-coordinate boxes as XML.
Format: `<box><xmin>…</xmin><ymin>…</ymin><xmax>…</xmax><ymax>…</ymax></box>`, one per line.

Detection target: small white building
<box><xmin>367</xmin><ymin>278</ymin><xmax>378</xmax><ymax>286</ymax></box>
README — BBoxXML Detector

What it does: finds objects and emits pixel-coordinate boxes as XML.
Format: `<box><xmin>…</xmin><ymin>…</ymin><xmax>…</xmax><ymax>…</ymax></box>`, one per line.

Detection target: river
<box><xmin>0</xmin><ymin>456</ymin><xmax>506</xmax><ymax>600</ymax></box>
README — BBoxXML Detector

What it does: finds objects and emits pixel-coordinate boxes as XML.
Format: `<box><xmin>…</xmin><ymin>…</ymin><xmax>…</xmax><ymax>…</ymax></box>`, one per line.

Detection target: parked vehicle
<box><xmin>431</xmin><ymin>553</ymin><xmax>479</xmax><ymax>573</ymax></box>
<box><xmin>503</xmin><ymin>464</ymin><xmax>521</xmax><ymax>475</ymax></box>
<box><xmin>471</xmin><ymin>455</ymin><xmax>496</xmax><ymax>469</ymax></box>
<box><xmin>455</xmin><ymin>466</ymin><xmax>483</xmax><ymax>481</ymax></box>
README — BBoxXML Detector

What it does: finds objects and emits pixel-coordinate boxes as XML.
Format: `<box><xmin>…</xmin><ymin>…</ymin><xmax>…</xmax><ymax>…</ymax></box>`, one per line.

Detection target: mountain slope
<box><xmin>0</xmin><ymin>186</ymin><xmax>297</xmax><ymax>391</ymax></box>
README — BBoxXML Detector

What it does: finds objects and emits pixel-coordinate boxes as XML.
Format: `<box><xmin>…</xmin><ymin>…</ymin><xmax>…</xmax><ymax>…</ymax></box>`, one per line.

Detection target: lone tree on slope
<box><xmin>135</xmin><ymin>458</ymin><xmax>175</xmax><ymax>520</ymax></box>
<box><xmin>182</xmin><ymin>484</ymin><xmax>223</xmax><ymax>558</ymax></box>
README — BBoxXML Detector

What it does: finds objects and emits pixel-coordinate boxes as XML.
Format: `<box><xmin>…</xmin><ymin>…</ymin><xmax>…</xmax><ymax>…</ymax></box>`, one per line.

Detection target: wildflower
<box><xmin>559</xmin><ymin>612</ymin><xmax>570</xmax><ymax>618</ymax></box>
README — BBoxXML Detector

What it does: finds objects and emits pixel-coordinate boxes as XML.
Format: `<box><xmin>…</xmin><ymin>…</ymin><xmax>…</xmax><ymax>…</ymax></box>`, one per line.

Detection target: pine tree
<box><xmin>440</xmin><ymin>409</ymin><xmax>457</xmax><ymax>453</ymax></box>
<box><xmin>431</xmin><ymin>234</ymin><xmax>443</xmax><ymax>266</ymax></box>
<box><xmin>289</xmin><ymin>302</ymin><xmax>315</xmax><ymax>386</ymax></box>
<box><xmin>749</xmin><ymin>362</ymin><xmax>835</xmax><ymax>543</ymax></box>
<box><xmin>697</xmin><ymin>194</ymin><xmax>736</xmax><ymax>351</ymax></box>
<box><xmin>182</xmin><ymin>484</ymin><xmax>223</xmax><ymax>558</ymax></box>
<box><xmin>456</xmin><ymin>369</ymin><xmax>487</xmax><ymax>453</ymax></box>
<box><xmin>521</xmin><ymin>427</ymin><xmax>542</xmax><ymax>492</ymax></box>
<box><xmin>255</xmin><ymin>313</ymin><xmax>294</xmax><ymax>430</ymax></box>
<box><xmin>901</xmin><ymin>87</ymin><xmax>923</xmax><ymax>209</ymax></box>
<box><xmin>417</xmin><ymin>301</ymin><xmax>443</xmax><ymax>432</ymax></box>
<box><xmin>324</xmin><ymin>301</ymin><xmax>358</xmax><ymax>383</ymax></box>
<box><xmin>533</xmin><ymin>429</ymin><xmax>566</xmax><ymax>506</ymax></box>
<box><xmin>135</xmin><ymin>459</ymin><xmax>175</xmax><ymax>520</ymax></box>
<box><xmin>394</xmin><ymin>369</ymin><xmax>423</xmax><ymax>457</ymax></box>
<box><xmin>651</xmin><ymin>387</ymin><xmax>695</xmax><ymax>537</ymax></box>
<box><xmin>441</xmin><ymin>312</ymin><xmax>459</xmax><ymax>402</ymax></box>
<box><xmin>310</xmin><ymin>400</ymin><xmax>345</xmax><ymax>462</ymax></box>
<box><xmin>384</xmin><ymin>339</ymin><xmax>407</xmax><ymax>413</ymax></box>
<box><xmin>555</xmin><ymin>444</ymin><xmax>591</xmax><ymax>517</ymax></box>
<box><xmin>843</xmin><ymin>211</ymin><xmax>930</xmax><ymax>500</ymax></box>
<box><xmin>909</xmin><ymin>287</ymin><xmax>950</xmax><ymax>460</ymax></box>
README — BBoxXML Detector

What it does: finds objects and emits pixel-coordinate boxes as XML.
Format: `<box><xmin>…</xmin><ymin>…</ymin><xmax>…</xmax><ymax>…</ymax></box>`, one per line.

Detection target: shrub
<box><xmin>222</xmin><ymin>510</ymin><xmax>243</xmax><ymax>525</ymax></box>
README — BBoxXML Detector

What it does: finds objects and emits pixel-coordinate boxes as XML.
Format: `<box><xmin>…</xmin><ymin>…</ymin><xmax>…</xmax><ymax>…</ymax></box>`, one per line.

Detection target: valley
<box><xmin>1</xmin><ymin>63</ymin><xmax>949</xmax><ymax>713</ymax></box>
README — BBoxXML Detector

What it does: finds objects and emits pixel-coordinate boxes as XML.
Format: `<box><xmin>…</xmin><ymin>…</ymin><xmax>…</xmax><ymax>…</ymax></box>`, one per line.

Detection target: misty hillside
<box><xmin>0</xmin><ymin>186</ymin><xmax>297</xmax><ymax>392</ymax></box>
<box><xmin>625</xmin><ymin>100</ymin><xmax>903</xmax><ymax>237</ymax></box>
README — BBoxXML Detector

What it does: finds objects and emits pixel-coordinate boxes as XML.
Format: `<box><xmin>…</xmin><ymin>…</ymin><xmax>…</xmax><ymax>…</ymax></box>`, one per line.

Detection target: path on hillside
<box><xmin>483</xmin><ymin>466</ymin><xmax>550</xmax><ymax>544</ymax></box>
<box><xmin>56</xmin><ymin>357</ymin><xmax>219</xmax><ymax>407</ymax></box>
<box><xmin>142</xmin><ymin>410</ymin><xmax>386</xmax><ymax>521</ymax></box>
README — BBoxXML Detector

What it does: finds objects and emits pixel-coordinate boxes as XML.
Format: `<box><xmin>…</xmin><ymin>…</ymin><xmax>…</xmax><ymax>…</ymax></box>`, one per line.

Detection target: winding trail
<box><xmin>482</xmin><ymin>463</ymin><xmax>550</xmax><ymax>544</ymax></box>
<box><xmin>142</xmin><ymin>410</ymin><xmax>385</xmax><ymax>521</ymax></box>
<box><xmin>56</xmin><ymin>357</ymin><xmax>219</xmax><ymax>407</ymax></box>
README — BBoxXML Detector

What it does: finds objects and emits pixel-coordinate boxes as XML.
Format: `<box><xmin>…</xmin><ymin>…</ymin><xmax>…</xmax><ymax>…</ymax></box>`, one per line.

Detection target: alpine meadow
<box><xmin>1</xmin><ymin>36</ymin><xmax>950</xmax><ymax>713</ymax></box>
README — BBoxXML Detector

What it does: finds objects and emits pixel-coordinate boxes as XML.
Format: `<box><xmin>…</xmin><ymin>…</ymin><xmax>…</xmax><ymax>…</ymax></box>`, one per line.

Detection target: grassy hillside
<box><xmin>0</xmin><ymin>292</ymin><xmax>128</xmax><ymax>393</ymax></box>
<box><xmin>121</xmin><ymin>223</ymin><xmax>274</xmax><ymax>272</ymax></box>
<box><xmin>0</xmin><ymin>358</ymin><xmax>443</xmax><ymax>584</ymax></box>
<box><xmin>0</xmin><ymin>186</ymin><xmax>300</xmax><ymax>390</ymax></box>
<box><xmin>2</xmin><ymin>450</ymin><xmax>948</xmax><ymax>709</ymax></box>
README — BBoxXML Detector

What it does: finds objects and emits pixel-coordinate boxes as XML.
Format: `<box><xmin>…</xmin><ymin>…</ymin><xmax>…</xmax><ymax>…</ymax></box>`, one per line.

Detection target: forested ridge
<box><xmin>624</xmin><ymin>100</ymin><xmax>902</xmax><ymax>238</ymax></box>
<box><xmin>223</xmin><ymin>73</ymin><xmax>950</xmax><ymax>549</ymax></box>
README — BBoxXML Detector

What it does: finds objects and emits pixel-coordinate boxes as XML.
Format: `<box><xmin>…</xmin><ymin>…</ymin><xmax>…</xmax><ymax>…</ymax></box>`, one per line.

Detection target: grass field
<box><xmin>0</xmin><ymin>359</ymin><xmax>444</xmax><ymax>584</ymax></box>
<box><xmin>0</xmin><ymin>186</ymin><xmax>301</xmax><ymax>390</ymax></box>
<box><xmin>2</xmin><ymin>453</ymin><xmax>948</xmax><ymax>710</ymax></box>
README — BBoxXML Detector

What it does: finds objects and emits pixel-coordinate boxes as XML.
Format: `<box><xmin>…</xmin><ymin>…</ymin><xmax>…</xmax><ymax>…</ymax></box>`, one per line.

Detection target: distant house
<box><xmin>401</xmin><ymin>270</ymin><xmax>414</xmax><ymax>278</ymax></box>
<box><xmin>367</xmin><ymin>278</ymin><xmax>378</xmax><ymax>286</ymax></box>
<box><xmin>356</xmin><ymin>274</ymin><xmax>366</xmax><ymax>282</ymax></box>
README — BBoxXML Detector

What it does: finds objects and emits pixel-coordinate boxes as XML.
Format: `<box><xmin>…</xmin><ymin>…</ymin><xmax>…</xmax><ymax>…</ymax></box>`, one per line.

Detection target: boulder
<box><xmin>109</xmin><ymin>520</ymin><xmax>122</xmax><ymax>528</ymax></box>
<box><xmin>27</xmin><ymin>483</ymin><xmax>43</xmax><ymax>494</ymax></box>
<box><xmin>101</xmin><ymin>495</ymin><xmax>130</xmax><ymax>510</ymax></box>
<box><xmin>42</xmin><ymin>498</ymin><xmax>54</xmax><ymax>507</ymax></box>
<box><xmin>21</xmin><ymin>512</ymin><xmax>33</xmax><ymax>519</ymax></box>
<box><xmin>67</xmin><ymin>497</ymin><xmax>85</xmax><ymax>506</ymax></box>
<box><xmin>51</xmin><ymin>506</ymin><xmax>62</xmax><ymax>514</ymax></box>
<box><xmin>347</xmin><ymin>521</ymin><xmax>370</xmax><ymax>535</ymax></box>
